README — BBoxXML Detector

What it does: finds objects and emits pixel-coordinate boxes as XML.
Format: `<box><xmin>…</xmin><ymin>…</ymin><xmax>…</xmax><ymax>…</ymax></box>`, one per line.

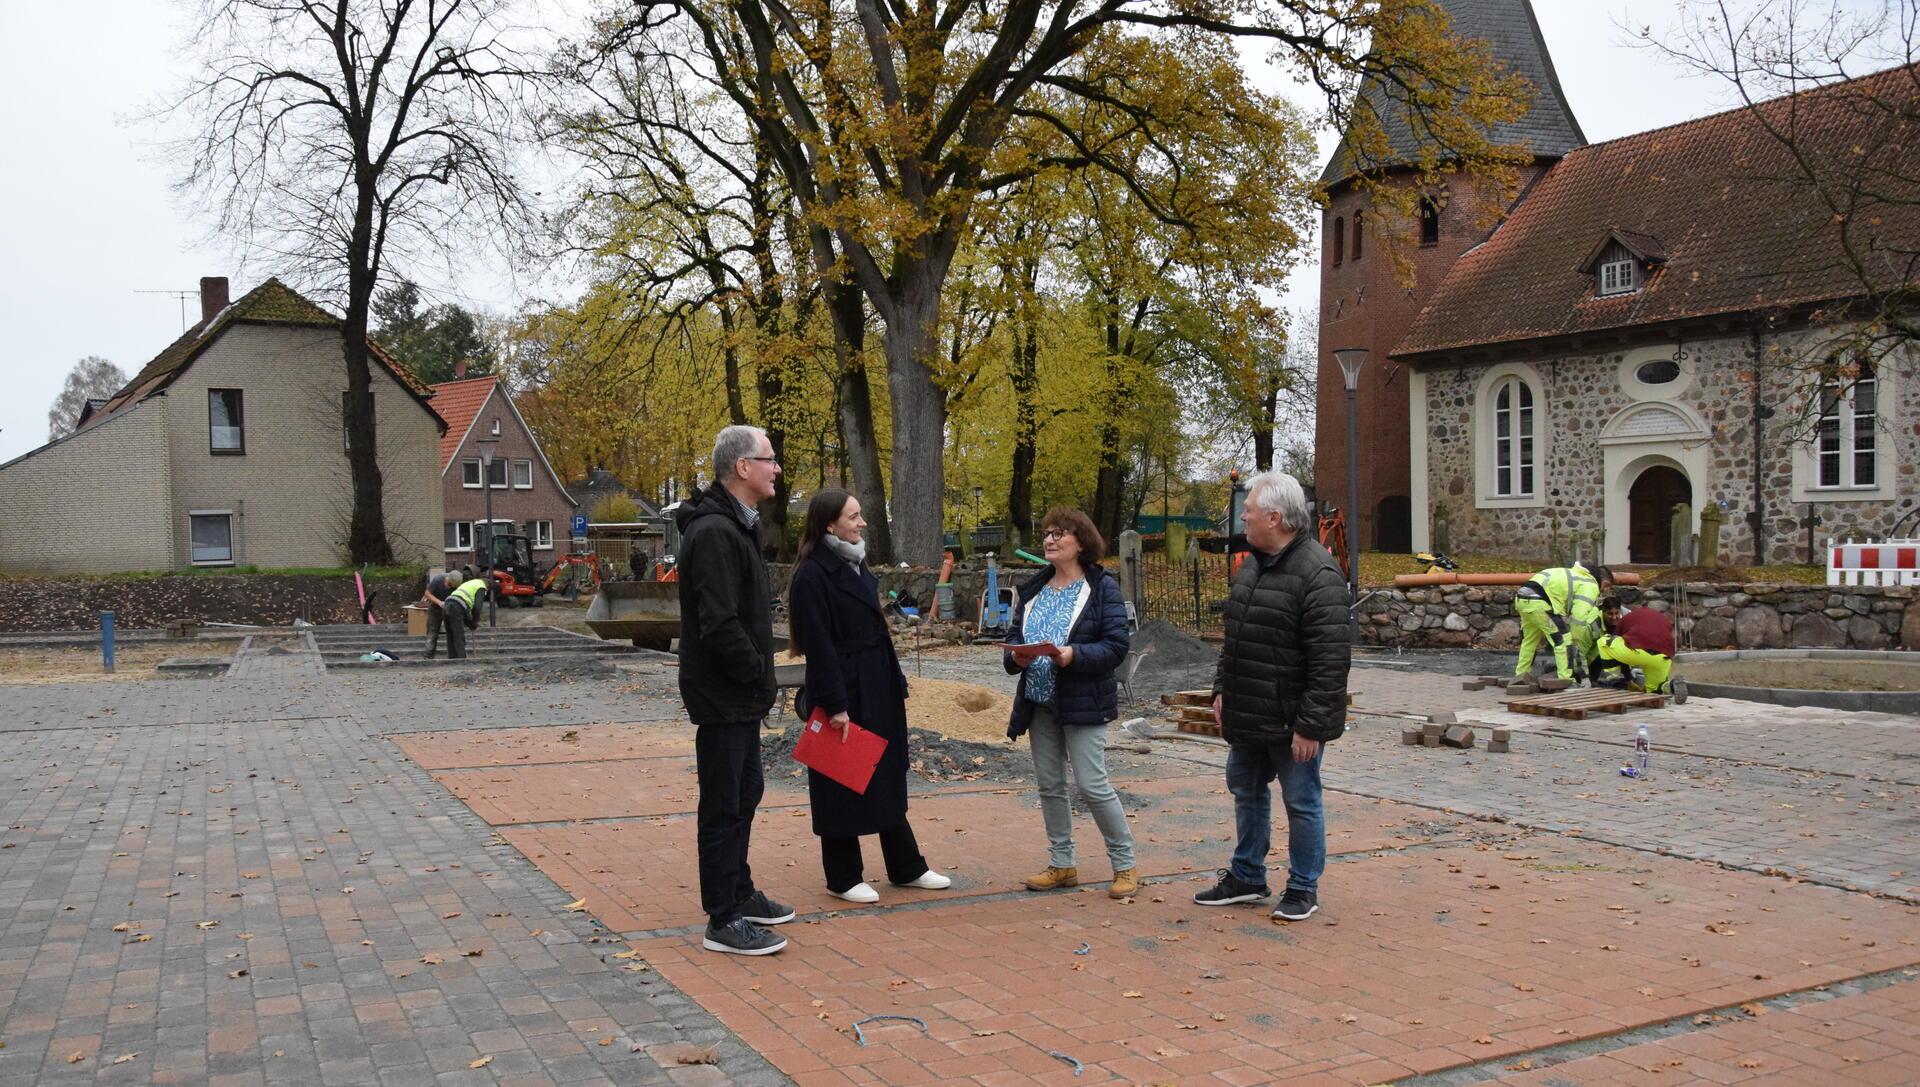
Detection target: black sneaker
<box><xmin>1668</xmin><ymin>677</ymin><xmax>1689</xmax><ymax>705</ymax></box>
<box><xmin>1193</xmin><ymin>869</ymin><xmax>1270</xmax><ymax>906</ymax></box>
<box><xmin>738</xmin><ymin>890</ymin><xmax>795</xmax><ymax>925</ymax></box>
<box><xmin>1272</xmin><ymin>889</ymin><xmax>1318</xmax><ymax>921</ymax></box>
<box><xmin>702</xmin><ymin>917</ymin><xmax>786</xmax><ymax>956</ymax></box>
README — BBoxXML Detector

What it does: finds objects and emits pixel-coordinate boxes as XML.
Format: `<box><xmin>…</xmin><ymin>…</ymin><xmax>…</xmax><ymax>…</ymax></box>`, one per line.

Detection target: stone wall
<box><xmin>1358</xmin><ymin>581</ymin><xmax>1920</xmax><ymax>651</ymax></box>
<box><xmin>0</xmin><ymin>571</ymin><xmax>426</xmax><ymax>632</ymax></box>
<box><xmin>1422</xmin><ymin>329</ymin><xmax>1919</xmax><ymax>565</ymax></box>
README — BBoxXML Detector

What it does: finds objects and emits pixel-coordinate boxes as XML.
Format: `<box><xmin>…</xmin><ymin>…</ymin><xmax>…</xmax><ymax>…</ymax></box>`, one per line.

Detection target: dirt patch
<box><xmin>418</xmin><ymin>659</ymin><xmax>619</xmax><ymax>688</ymax></box>
<box><xmin>1683</xmin><ymin>658</ymin><xmax>1920</xmax><ymax>692</ymax></box>
<box><xmin>0</xmin><ymin>640</ymin><xmax>242</xmax><ymax>682</ymax></box>
<box><xmin>904</xmin><ymin>676</ymin><xmax>1017</xmax><ymax>743</ymax></box>
<box><xmin>761</xmin><ymin>722</ymin><xmax>1027</xmax><ymax>785</ymax></box>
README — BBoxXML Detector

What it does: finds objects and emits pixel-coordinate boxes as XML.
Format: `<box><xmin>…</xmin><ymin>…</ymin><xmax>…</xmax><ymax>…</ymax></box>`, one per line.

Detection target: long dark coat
<box><xmin>788</xmin><ymin>547</ymin><xmax>911</xmax><ymax>838</ymax></box>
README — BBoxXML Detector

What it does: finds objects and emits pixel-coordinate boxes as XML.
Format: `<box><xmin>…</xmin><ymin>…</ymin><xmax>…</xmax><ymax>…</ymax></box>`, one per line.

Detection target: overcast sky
<box><xmin>0</xmin><ymin>2</ymin><xmax>1747</xmax><ymax>464</ymax></box>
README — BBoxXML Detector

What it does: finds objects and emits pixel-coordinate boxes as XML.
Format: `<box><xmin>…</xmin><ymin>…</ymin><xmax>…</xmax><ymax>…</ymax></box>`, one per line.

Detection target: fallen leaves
<box><xmin>564</xmin><ymin>898</ymin><xmax>588</xmax><ymax>912</ymax></box>
<box><xmin>470</xmin><ymin>1056</ymin><xmax>492</xmax><ymax>1069</ymax></box>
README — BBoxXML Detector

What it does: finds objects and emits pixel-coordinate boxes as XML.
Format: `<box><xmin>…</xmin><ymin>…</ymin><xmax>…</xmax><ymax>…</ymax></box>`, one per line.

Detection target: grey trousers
<box><xmin>1028</xmin><ymin>704</ymin><xmax>1136</xmax><ymax>871</ymax></box>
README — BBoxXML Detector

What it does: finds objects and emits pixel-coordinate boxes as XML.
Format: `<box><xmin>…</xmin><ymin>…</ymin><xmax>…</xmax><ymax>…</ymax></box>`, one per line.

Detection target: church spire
<box><xmin>1321</xmin><ymin>0</ymin><xmax>1584</xmax><ymax>188</ymax></box>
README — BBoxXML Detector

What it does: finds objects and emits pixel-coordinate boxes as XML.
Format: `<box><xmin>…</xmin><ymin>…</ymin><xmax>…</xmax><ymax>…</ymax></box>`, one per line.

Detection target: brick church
<box><xmin>1316</xmin><ymin>0</ymin><xmax>1919</xmax><ymax>567</ymax></box>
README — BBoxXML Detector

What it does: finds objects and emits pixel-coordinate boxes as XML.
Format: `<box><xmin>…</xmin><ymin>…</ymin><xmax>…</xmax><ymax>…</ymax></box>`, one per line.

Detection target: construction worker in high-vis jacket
<box><xmin>1512</xmin><ymin>563</ymin><xmax>1614</xmax><ymax>682</ymax></box>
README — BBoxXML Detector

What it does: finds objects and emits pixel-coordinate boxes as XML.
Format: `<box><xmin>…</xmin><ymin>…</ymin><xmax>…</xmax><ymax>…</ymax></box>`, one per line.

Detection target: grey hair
<box><xmin>711</xmin><ymin>425</ymin><xmax>767</xmax><ymax>482</ymax></box>
<box><xmin>1245</xmin><ymin>470</ymin><xmax>1309</xmax><ymax>533</ymax></box>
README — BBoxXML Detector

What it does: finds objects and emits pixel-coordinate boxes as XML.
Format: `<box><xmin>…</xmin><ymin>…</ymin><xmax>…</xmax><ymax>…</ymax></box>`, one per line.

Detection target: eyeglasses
<box><xmin>1042</xmin><ymin>529</ymin><xmax>1074</xmax><ymax>541</ymax></box>
<box><xmin>744</xmin><ymin>456</ymin><xmax>779</xmax><ymax>464</ymax></box>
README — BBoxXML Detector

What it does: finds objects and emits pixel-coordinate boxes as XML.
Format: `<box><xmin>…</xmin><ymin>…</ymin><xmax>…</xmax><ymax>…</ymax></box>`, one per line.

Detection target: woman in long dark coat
<box><xmin>788</xmin><ymin>489</ymin><xmax>951</xmax><ymax>904</ymax></box>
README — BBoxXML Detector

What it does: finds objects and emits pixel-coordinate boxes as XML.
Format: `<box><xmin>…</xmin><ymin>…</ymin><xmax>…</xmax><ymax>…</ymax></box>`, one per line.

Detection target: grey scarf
<box><xmin>823</xmin><ymin>533</ymin><xmax>867</xmax><ymax>566</ymax></box>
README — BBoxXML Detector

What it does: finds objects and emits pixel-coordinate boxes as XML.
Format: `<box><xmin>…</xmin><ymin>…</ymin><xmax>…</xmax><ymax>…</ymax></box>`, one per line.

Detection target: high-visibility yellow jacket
<box><xmin>1519</xmin><ymin>564</ymin><xmax>1604</xmax><ymax>648</ymax></box>
<box><xmin>447</xmin><ymin>577</ymin><xmax>488</xmax><ymax>610</ymax></box>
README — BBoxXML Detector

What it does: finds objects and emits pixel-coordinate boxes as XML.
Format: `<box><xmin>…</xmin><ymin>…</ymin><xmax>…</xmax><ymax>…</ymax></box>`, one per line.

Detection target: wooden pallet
<box><xmin>1160</xmin><ymin>690</ymin><xmax>1213</xmax><ymax>708</ymax></box>
<box><xmin>1503</xmin><ymin>688</ymin><xmax>1670</xmax><ymax>720</ymax></box>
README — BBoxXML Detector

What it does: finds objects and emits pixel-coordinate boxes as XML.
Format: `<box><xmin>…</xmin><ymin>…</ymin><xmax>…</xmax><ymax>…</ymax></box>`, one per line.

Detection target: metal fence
<box><xmin>1133</xmin><ymin>550</ymin><xmax>1234</xmax><ymax>637</ymax></box>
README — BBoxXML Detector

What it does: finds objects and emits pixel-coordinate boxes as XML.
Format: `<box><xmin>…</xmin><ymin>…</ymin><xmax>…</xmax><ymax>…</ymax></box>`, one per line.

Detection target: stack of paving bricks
<box><xmin>1160</xmin><ymin>690</ymin><xmax>1221</xmax><ymax>737</ymax></box>
<box><xmin>1463</xmin><ymin>674</ymin><xmax>1572</xmax><ymax>695</ymax></box>
<box><xmin>1399</xmin><ymin>711</ymin><xmax>1512</xmax><ymax>753</ymax></box>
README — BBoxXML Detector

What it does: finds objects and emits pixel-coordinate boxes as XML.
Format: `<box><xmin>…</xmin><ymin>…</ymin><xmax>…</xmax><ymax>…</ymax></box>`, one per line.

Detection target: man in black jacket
<box><xmin>676</xmin><ymin>424</ymin><xmax>793</xmax><ymax>955</ymax></box>
<box><xmin>1197</xmin><ymin>471</ymin><xmax>1352</xmax><ymax>922</ymax></box>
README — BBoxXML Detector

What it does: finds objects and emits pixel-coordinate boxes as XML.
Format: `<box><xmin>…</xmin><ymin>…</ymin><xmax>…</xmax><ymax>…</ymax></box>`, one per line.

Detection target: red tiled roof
<box><xmin>1394</xmin><ymin>62</ymin><xmax>1920</xmax><ymax>359</ymax></box>
<box><xmin>429</xmin><ymin>377</ymin><xmax>499</xmax><ymax>470</ymax></box>
<box><xmin>88</xmin><ymin>278</ymin><xmax>439</xmax><ymax>427</ymax></box>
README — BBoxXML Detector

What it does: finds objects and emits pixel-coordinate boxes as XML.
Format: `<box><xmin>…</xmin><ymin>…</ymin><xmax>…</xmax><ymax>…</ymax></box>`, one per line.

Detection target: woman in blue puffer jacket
<box><xmin>1003</xmin><ymin>505</ymin><xmax>1137</xmax><ymax>900</ymax></box>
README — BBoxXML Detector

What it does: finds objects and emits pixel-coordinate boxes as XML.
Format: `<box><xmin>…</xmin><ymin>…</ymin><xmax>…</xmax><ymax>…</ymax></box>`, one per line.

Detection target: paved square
<box><xmin>2</xmin><ymin>653</ymin><xmax>1916</xmax><ymax>1086</ymax></box>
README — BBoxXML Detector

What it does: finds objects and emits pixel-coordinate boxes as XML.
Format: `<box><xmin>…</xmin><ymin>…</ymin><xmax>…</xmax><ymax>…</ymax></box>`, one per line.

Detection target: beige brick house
<box><xmin>0</xmin><ymin>277</ymin><xmax>447</xmax><ymax>573</ymax></box>
<box><xmin>430</xmin><ymin>375</ymin><xmax>577</xmax><ymax>566</ymax></box>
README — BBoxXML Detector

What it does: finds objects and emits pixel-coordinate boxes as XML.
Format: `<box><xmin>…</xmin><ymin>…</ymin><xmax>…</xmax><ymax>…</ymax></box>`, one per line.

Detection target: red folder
<box><xmin>794</xmin><ymin>708</ymin><xmax>888</xmax><ymax>795</ymax></box>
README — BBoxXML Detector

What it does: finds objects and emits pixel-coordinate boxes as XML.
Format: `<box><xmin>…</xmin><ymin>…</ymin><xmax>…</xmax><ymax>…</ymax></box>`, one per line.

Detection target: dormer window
<box><xmin>1580</xmin><ymin>230</ymin><xmax>1666</xmax><ymax>298</ymax></box>
<box><xmin>1598</xmin><ymin>244</ymin><xmax>1639</xmax><ymax>295</ymax></box>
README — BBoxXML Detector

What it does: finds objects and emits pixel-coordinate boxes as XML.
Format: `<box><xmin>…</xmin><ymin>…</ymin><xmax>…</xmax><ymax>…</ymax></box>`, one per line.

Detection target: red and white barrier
<box><xmin>1828</xmin><ymin>539</ymin><xmax>1920</xmax><ymax>586</ymax></box>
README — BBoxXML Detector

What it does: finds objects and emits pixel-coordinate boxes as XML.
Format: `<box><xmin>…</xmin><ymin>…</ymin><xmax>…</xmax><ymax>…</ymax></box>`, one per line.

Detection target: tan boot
<box><xmin>1023</xmin><ymin>866</ymin><xmax>1079</xmax><ymax>891</ymax></box>
<box><xmin>1108</xmin><ymin>868</ymin><xmax>1139</xmax><ymax>899</ymax></box>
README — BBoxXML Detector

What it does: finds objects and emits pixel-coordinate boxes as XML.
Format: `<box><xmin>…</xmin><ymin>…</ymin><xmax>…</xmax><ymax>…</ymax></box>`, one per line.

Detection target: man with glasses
<box><xmin>1196</xmin><ymin>470</ymin><xmax>1352</xmax><ymax>922</ymax></box>
<box><xmin>675</xmin><ymin>425</ymin><xmax>793</xmax><ymax>955</ymax></box>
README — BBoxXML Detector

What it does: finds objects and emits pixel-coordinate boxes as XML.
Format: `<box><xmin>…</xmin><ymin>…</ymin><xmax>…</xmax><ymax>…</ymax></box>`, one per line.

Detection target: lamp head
<box><xmin>1332</xmin><ymin>347</ymin><xmax>1369</xmax><ymax>391</ymax></box>
<box><xmin>478</xmin><ymin>438</ymin><xmax>499</xmax><ymax>467</ymax></box>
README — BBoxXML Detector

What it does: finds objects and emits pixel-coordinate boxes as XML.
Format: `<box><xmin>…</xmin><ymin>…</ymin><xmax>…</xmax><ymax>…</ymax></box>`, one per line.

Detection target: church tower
<box><xmin>1314</xmin><ymin>0</ymin><xmax>1583</xmax><ymax>554</ymax></box>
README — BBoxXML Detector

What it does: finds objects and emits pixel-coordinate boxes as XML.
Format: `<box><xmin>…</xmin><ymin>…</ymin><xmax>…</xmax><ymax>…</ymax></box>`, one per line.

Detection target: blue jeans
<box><xmin>1226</xmin><ymin>741</ymin><xmax>1325</xmax><ymax>894</ymax></box>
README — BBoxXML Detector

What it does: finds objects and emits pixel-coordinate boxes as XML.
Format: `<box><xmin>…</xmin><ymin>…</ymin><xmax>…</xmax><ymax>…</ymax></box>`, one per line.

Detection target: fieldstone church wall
<box><xmin>1358</xmin><ymin>582</ymin><xmax>1920</xmax><ymax>652</ymax></box>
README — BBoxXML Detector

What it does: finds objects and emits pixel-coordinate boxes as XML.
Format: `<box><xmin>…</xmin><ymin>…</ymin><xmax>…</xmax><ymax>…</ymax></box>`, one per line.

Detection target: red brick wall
<box><xmin>1315</xmin><ymin>166</ymin><xmax>1547</xmax><ymax>551</ymax></box>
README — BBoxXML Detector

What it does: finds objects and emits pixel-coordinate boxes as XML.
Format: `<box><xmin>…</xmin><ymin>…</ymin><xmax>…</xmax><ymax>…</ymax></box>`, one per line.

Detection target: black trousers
<box><xmin>820</xmin><ymin>820</ymin><xmax>928</xmax><ymax>893</ymax></box>
<box><xmin>695</xmin><ymin>724</ymin><xmax>764</xmax><ymax>924</ymax></box>
<box><xmin>442</xmin><ymin>600</ymin><xmax>471</xmax><ymax>659</ymax></box>
<box><xmin>425</xmin><ymin>602</ymin><xmax>445</xmax><ymax>658</ymax></box>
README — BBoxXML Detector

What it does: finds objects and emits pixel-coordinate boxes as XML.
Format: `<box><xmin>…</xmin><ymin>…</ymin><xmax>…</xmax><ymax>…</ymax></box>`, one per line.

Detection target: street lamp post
<box><xmin>971</xmin><ymin>486</ymin><xmax>982</xmax><ymax>534</ymax></box>
<box><xmin>1333</xmin><ymin>347</ymin><xmax>1369</xmax><ymax>641</ymax></box>
<box><xmin>479</xmin><ymin>438</ymin><xmax>499</xmax><ymax>628</ymax></box>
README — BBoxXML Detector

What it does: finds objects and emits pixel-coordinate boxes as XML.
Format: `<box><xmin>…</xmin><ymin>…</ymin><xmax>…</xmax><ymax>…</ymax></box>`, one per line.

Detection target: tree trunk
<box><xmin>827</xmin><ymin>281</ymin><xmax>892</xmax><ymax>563</ymax></box>
<box><xmin>882</xmin><ymin>280</ymin><xmax>947</xmax><ymax>565</ymax></box>
<box><xmin>343</xmin><ymin>182</ymin><xmax>393</xmax><ymax>566</ymax></box>
<box><xmin>1253</xmin><ymin>379</ymin><xmax>1277</xmax><ymax>472</ymax></box>
<box><xmin>1007</xmin><ymin>314</ymin><xmax>1039</xmax><ymax>549</ymax></box>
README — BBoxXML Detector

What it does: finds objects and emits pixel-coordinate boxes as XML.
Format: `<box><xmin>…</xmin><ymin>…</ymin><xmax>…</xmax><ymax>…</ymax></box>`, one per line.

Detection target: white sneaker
<box><xmin>896</xmin><ymin>870</ymin><xmax>952</xmax><ymax>890</ymax></box>
<box><xmin>830</xmin><ymin>882</ymin><xmax>879</xmax><ymax>904</ymax></box>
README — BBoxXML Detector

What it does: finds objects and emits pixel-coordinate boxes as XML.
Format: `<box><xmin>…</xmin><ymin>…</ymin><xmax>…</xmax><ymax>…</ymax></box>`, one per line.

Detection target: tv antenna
<box><xmin>136</xmin><ymin>289</ymin><xmax>198</xmax><ymax>331</ymax></box>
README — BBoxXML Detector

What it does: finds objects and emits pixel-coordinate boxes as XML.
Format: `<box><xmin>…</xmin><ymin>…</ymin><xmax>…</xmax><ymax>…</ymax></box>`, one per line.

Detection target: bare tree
<box><xmin>1643</xmin><ymin>0</ymin><xmax>1920</xmax><ymax>422</ymax></box>
<box><xmin>165</xmin><ymin>0</ymin><xmax>538</xmax><ymax>563</ymax></box>
<box><xmin>47</xmin><ymin>357</ymin><xmax>128</xmax><ymax>441</ymax></box>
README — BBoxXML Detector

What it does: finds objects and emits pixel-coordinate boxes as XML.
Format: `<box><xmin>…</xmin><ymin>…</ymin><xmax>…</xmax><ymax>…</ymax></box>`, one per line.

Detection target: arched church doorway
<box><xmin>1628</xmin><ymin>465</ymin><xmax>1691</xmax><ymax>564</ymax></box>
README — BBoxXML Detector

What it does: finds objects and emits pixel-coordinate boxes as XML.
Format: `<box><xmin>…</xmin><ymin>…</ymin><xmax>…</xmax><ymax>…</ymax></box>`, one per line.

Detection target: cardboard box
<box><xmin>405</xmin><ymin>605</ymin><xmax>428</xmax><ymax>637</ymax></box>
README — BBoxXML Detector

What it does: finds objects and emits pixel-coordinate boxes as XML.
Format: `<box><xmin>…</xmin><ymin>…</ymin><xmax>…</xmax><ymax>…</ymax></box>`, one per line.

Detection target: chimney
<box><xmin>454</xmin><ymin>359</ymin><xmax>469</xmax><ymax>380</ymax></box>
<box><xmin>199</xmin><ymin>277</ymin><xmax>230</xmax><ymax>326</ymax></box>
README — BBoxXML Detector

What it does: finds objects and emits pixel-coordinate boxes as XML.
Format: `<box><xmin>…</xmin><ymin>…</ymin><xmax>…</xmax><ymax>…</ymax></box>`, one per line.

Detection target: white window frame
<box><xmin>1492</xmin><ymin>378</ymin><xmax>1536</xmax><ymax>497</ymax></box>
<box><xmin>1473</xmin><ymin>364</ymin><xmax>1549</xmax><ymax>510</ymax></box>
<box><xmin>532</xmin><ymin>520</ymin><xmax>554</xmax><ymax>550</ymax></box>
<box><xmin>445</xmin><ymin>521</ymin><xmax>474</xmax><ymax>552</ymax></box>
<box><xmin>490</xmin><ymin>417</ymin><xmax>502</xmax><ymax>436</ymax></box>
<box><xmin>461</xmin><ymin>459</ymin><xmax>482</xmax><ymax>488</ymax></box>
<box><xmin>512</xmin><ymin>459</ymin><xmax>533</xmax><ymax>489</ymax></box>
<box><xmin>189</xmin><ymin>509</ymin><xmax>235</xmax><ymax>566</ymax></box>
<box><xmin>1599</xmin><ymin>257</ymin><xmax>1639</xmax><ymax>296</ymax></box>
<box><xmin>1792</xmin><ymin>350</ymin><xmax>1897</xmax><ymax>503</ymax></box>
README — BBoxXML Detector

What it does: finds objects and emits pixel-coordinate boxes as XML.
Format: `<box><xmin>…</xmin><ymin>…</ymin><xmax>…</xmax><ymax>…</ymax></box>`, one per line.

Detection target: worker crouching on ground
<box><xmin>440</xmin><ymin>575</ymin><xmax>488</xmax><ymax>660</ymax></box>
<box><xmin>1595</xmin><ymin>596</ymin><xmax>1688</xmax><ymax>703</ymax></box>
<box><xmin>1512</xmin><ymin>563</ymin><xmax>1613</xmax><ymax>683</ymax></box>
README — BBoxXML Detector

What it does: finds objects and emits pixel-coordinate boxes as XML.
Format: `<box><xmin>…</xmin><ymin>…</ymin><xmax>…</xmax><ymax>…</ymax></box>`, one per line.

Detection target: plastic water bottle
<box><xmin>1635</xmin><ymin>724</ymin><xmax>1651</xmax><ymax>772</ymax></box>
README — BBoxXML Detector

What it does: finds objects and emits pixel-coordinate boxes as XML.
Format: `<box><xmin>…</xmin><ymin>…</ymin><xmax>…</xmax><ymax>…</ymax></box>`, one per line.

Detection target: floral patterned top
<box><xmin>1020</xmin><ymin>578</ymin><xmax>1085</xmax><ymax>706</ymax></box>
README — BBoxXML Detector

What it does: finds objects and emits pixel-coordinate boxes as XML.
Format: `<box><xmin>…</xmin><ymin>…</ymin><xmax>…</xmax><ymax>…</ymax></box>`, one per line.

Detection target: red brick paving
<box><xmin>392</xmin><ymin>723</ymin><xmax>1920</xmax><ymax>1086</ymax></box>
<box><xmin>502</xmin><ymin>780</ymin><xmax>1463</xmax><ymax>934</ymax></box>
<box><xmin>392</xmin><ymin>722</ymin><xmax>694</xmax><ymax>768</ymax></box>
<box><xmin>631</xmin><ymin>842</ymin><xmax>1920</xmax><ymax>1085</ymax></box>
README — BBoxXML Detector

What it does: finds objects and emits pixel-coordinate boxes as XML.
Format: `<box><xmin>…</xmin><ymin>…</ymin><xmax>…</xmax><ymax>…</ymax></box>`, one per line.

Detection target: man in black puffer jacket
<box><xmin>1196</xmin><ymin>471</ymin><xmax>1352</xmax><ymax>922</ymax></box>
<box><xmin>675</xmin><ymin>425</ymin><xmax>793</xmax><ymax>956</ymax></box>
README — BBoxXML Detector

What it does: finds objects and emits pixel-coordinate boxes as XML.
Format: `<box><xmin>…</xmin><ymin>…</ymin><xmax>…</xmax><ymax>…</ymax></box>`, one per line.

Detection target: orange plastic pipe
<box><xmin>938</xmin><ymin>551</ymin><xmax>955</xmax><ymax>583</ymax></box>
<box><xmin>1391</xmin><ymin>571</ymin><xmax>1641</xmax><ymax>588</ymax></box>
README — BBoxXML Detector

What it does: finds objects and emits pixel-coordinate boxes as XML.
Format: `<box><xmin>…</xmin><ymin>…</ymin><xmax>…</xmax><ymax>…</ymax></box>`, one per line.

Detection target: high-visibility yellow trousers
<box><xmin>1514</xmin><ymin>597</ymin><xmax>1574</xmax><ymax>679</ymax></box>
<box><xmin>1596</xmin><ymin>634</ymin><xmax>1673</xmax><ymax>693</ymax></box>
